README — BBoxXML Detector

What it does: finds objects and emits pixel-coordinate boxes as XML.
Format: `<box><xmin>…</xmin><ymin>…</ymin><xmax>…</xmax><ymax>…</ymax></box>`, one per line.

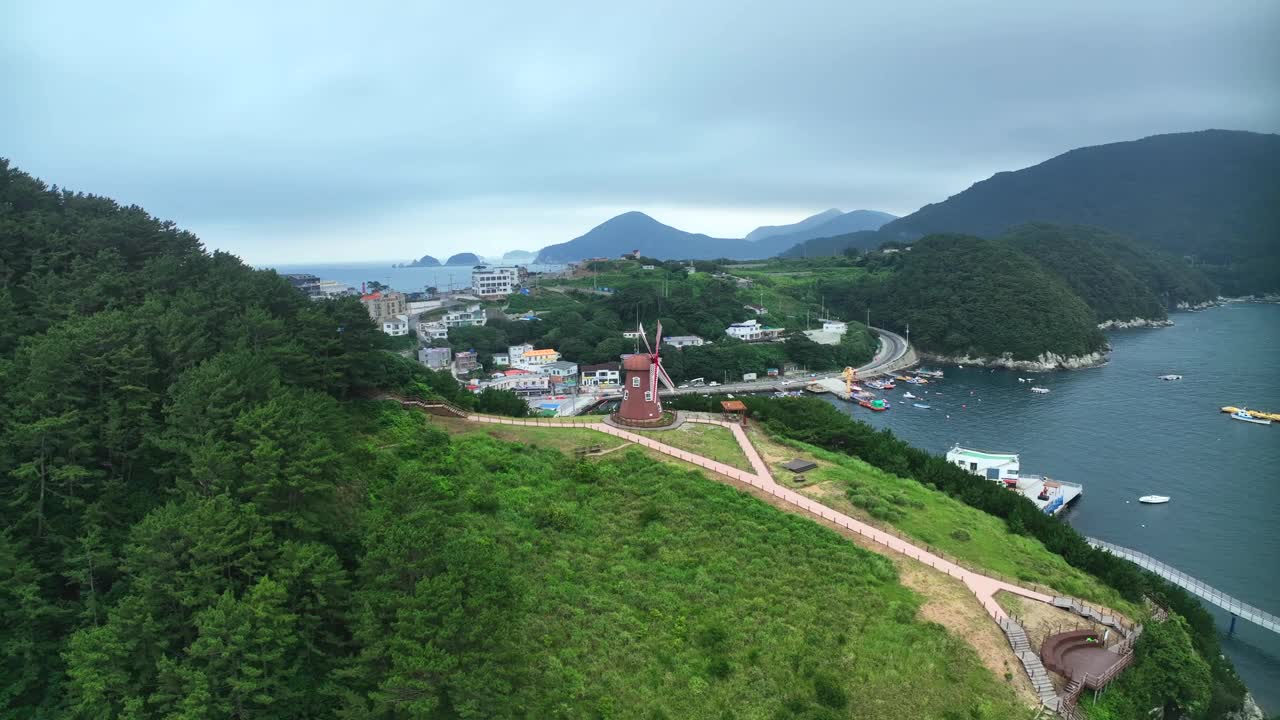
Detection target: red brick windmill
<box><xmin>613</xmin><ymin>321</ymin><xmax>678</xmax><ymax>426</ymax></box>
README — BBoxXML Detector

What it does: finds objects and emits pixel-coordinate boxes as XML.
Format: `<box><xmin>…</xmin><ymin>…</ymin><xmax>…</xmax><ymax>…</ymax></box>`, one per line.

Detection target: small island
<box><xmin>502</xmin><ymin>249</ymin><xmax>537</xmax><ymax>263</ymax></box>
<box><xmin>395</xmin><ymin>254</ymin><xmax>441</xmax><ymax>268</ymax></box>
<box><xmin>445</xmin><ymin>252</ymin><xmax>481</xmax><ymax>266</ymax></box>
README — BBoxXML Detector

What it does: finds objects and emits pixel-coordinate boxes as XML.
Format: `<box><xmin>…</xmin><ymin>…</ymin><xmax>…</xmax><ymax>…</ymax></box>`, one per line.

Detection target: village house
<box><xmin>442</xmin><ymin>304</ymin><xmax>487</xmax><ymax>328</ymax></box>
<box><xmin>360</xmin><ymin>291</ymin><xmax>407</xmax><ymax>321</ymax></box>
<box><xmin>417</xmin><ymin>346</ymin><xmax>452</xmax><ymax>370</ymax></box>
<box><xmin>381</xmin><ymin>314</ymin><xmax>409</xmax><ymax>336</ymax></box>
<box><xmin>579</xmin><ymin>362</ymin><xmax>621</xmax><ymax>387</ymax></box>
<box><xmin>662</xmin><ymin>335</ymin><xmax>706</xmax><ymax>348</ymax></box>
<box><xmin>453</xmin><ymin>350</ymin><xmax>479</xmax><ymax>373</ymax></box>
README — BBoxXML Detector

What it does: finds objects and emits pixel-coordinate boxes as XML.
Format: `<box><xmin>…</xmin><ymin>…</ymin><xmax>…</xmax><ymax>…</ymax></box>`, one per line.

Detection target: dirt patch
<box><xmin>901</xmin><ymin>565</ymin><xmax>1039</xmax><ymax>706</ymax></box>
<box><xmin>997</xmin><ymin>590</ymin><xmax>1113</xmax><ymax>651</ymax></box>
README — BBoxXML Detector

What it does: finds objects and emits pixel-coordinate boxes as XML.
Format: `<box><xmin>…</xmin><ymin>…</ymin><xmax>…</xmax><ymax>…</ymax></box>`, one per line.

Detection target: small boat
<box><xmin>859</xmin><ymin>398</ymin><xmax>888</xmax><ymax>411</ymax></box>
<box><xmin>1158</xmin><ymin>374</ymin><xmax>1183</xmax><ymax>381</ymax></box>
<box><xmin>1139</xmin><ymin>495</ymin><xmax>1170</xmax><ymax>504</ymax></box>
<box><xmin>912</xmin><ymin>403</ymin><xmax>931</xmax><ymax>409</ymax></box>
<box><xmin>903</xmin><ymin>391</ymin><xmax>917</xmax><ymax>399</ymax></box>
<box><xmin>1031</xmin><ymin>387</ymin><xmax>1051</xmax><ymax>394</ymax></box>
<box><xmin>1231</xmin><ymin>408</ymin><xmax>1272</xmax><ymax>425</ymax></box>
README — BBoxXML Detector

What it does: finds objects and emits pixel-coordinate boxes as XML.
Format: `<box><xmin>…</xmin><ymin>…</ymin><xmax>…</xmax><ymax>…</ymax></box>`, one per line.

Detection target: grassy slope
<box><xmin>748</xmin><ymin>428</ymin><xmax>1140</xmax><ymax>618</ymax></box>
<box><xmin>635</xmin><ymin>423</ymin><xmax>753</xmax><ymax>471</ymax></box>
<box><xmin>375</xmin><ymin>409</ymin><xmax>1027</xmax><ymax>719</ymax></box>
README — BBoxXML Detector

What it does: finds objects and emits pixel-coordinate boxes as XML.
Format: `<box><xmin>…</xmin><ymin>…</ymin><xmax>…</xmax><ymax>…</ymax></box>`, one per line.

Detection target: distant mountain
<box><xmin>872</xmin><ymin>130</ymin><xmax>1280</xmax><ymax>294</ymax></box>
<box><xmin>1002</xmin><ymin>224</ymin><xmax>1217</xmax><ymax>324</ymax></box>
<box><xmin>444</xmin><ymin>252</ymin><xmax>481</xmax><ymax>266</ymax></box>
<box><xmin>502</xmin><ymin>249</ymin><xmax>537</xmax><ymax>263</ymax></box>
<box><xmin>745</xmin><ymin>209</ymin><xmax>844</xmax><ymax>242</ymax></box>
<box><xmin>398</xmin><ymin>254</ymin><xmax>440</xmax><ymax>268</ymax></box>
<box><xmin>764</xmin><ymin>210</ymin><xmax>897</xmax><ymax>249</ymax></box>
<box><xmin>780</xmin><ymin>230</ymin><xmax>885</xmax><ymax>258</ymax></box>
<box><xmin>535</xmin><ymin>212</ymin><xmax>799</xmax><ymax>263</ymax></box>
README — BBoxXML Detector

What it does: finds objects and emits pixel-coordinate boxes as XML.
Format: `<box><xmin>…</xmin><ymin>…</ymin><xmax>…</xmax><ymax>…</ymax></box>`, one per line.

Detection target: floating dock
<box><xmin>946</xmin><ymin>445</ymin><xmax>1083</xmax><ymax>515</ymax></box>
<box><xmin>1221</xmin><ymin>406</ymin><xmax>1280</xmax><ymax>423</ymax></box>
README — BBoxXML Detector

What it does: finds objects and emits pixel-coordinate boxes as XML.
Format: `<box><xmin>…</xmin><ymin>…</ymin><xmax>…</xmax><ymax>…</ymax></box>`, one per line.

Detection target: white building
<box><xmin>947</xmin><ymin>446</ymin><xmax>1020</xmax><ymax>481</ymax></box>
<box><xmin>483</xmin><ymin>374</ymin><xmax>550</xmax><ymax>394</ymax></box>
<box><xmin>417</xmin><ymin>321</ymin><xmax>449</xmax><ymax>340</ymax></box>
<box><xmin>507</xmin><ymin>343</ymin><xmax>534</xmax><ymax>364</ymax></box>
<box><xmin>641</xmin><ymin>264</ymin><xmax>656</xmax><ymax>270</ymax></box>
<box><xmin>515</xmin><ymin>348</ymin><xmax>561</xmax><ymax>368</ymax></box>
<box><xmin>663</xmin><ymin>335</ymin><xmax>705</xmax><ymax>348</ymax></box>
<box><xmin>541</xmin><ymin>360</ymin><xmax>579</xmax><ymax>379</ymax></box>
<box><xmin>821</xmin><ymin>319</ymin><xmax>847</xmax><ymax>334</ymax></box>
<box><xmin>580</xmin><ymin>363</ymin><xmax>621</xmax><ymax>387</ymax></box>
<box><xmin>471</xmin><ymin>265</ymin><xmax>520</xmax><ymax>297</ymax></box>
<box><xmin>442</xmin><ymin>304</ymin><xmax>487</xmax><ymax>328</ymax></box>
<box><xmin>417</xmin><ymin>346</ymin><xmax>452</xmax><ymax>369</ymax></box>
<box><xmin>381</xmin><ymin>314</ymin><xmax>409</xmax><ymax>336</ymax></box>
<box><xmin>622</xmin><ymin>331</ymin><xmax>642</xmax><ymax>340</ymax></box>
<box><xmin>492</xmin><ymin>353</ymin><xmax>510</xmax><ymax>367</ymax></box>
<box><xmin>726</xmin><ymin>319</ymin><xmax>784</xmax><ymax>342</ymax></box>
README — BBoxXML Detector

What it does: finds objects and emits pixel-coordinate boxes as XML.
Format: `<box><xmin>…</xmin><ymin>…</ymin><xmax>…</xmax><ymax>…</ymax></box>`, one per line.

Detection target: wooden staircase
<box><xmin>1001</xmin><ymin>619</ymin><xmax>1060</xmax><ymax>709</ymax></box>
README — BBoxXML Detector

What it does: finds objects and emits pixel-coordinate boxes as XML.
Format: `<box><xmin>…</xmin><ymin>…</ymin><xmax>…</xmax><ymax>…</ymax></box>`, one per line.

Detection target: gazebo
<box><xmin>720</xmin><ymin>400</ymin><xmax>748</xmax><ymax>426</ymax></box>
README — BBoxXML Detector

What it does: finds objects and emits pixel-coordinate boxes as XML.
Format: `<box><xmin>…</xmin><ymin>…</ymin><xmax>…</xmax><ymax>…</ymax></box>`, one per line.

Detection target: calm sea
<box><xmin>823</xmin><ymin>302</ymin><xmax>1280</xmax><ymax>710</ymax></box>
<box><xmin>262</xmin><ymin>261</ymin><xmax>566</xmax><ymax>295</ymax></box>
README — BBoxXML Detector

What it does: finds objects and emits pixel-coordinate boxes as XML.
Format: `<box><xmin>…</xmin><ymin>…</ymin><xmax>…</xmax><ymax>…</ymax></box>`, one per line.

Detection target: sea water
<box><xmin>826</xmin><ymin>302</ymin><xmax>1280</xmax><ymax>710</ymax></box>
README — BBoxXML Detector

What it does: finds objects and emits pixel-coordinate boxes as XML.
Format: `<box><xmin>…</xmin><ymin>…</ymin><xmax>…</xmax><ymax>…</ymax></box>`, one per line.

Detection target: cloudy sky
<box><xmin>5</xmin><ymin>1</ymin><xmax>1278</xmax><ymax>264</ymax></box>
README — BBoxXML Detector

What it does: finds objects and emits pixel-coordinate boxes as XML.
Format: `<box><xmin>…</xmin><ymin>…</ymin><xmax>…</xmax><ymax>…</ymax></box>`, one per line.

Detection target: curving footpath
<box><xmin>398</xmin><ymin>397</ymin><xmax>1130</xmax><ymax>716</ymax></box>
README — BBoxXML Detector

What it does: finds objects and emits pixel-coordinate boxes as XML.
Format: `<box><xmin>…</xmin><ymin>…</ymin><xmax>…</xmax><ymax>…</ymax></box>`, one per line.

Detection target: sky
<box><xmin>5</xmin><ymin>1</ymin><xmax>1279</xmax><ymax>264</ymax></box>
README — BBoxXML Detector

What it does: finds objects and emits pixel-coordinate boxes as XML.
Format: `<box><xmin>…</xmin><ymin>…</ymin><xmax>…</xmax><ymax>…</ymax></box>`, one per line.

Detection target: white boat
<box><xmin>1030</xmin><ymin>387</ymin><xmax>1051</xmax><ymax>394</ymax></box>
<box><xmin>903</xmin><ymin>391</ymin><xmax>917</xmax><ymax>399</ymax></box>
<box><xmin>1158</xmin><ymin>374</ymin><xmax>1183</xmax><ymax>381</ymax></box>
<box><xmin>1139</xmin><ymin>495</ymin><xmax>1170</xmax><ymax>504</ymax></box>
<box><xmin>1232</xmin><ymin>408</ymin><xmax>1272</xmax><ymax>425</ymax></box>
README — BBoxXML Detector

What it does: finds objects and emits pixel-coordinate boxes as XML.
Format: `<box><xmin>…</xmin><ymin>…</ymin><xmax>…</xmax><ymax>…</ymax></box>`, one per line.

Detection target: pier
<box><xmin>1087</xmin><ymin>538</ymin><xmax>1279</xmax><ymax>634</ymax></box>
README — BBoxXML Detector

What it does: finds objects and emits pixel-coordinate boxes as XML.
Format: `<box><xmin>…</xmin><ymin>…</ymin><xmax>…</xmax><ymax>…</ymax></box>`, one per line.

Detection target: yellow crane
<box><xmin>842</xmin><ymin>366</ymin><xmax>858</xmax><ymax>397</ymax></box>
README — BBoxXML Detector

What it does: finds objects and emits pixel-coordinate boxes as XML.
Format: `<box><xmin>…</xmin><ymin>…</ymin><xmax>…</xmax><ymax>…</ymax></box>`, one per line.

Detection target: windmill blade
<box><xmin>654</xmin><ymin>320</ymin><xmax>663</xmax><ymax>353</ymax></box>
<box><xmin>638</xmin><ymin>322</ymin><xmax>653</xmax><ymax>354</ymax></box>
<box><xmin>656</xmin><ymin>361</ymin><xmax>678</xmax><ymax>392</ymax></box>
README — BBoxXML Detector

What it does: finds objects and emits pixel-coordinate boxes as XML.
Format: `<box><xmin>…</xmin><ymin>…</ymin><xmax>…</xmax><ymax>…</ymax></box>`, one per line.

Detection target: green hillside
<box><xmin>876</xmin><ymin>130</ymin><xmax>1280</xmax><ymax>294</ymax></box>
<box><xmin>0</xmin><ymin>160</ymin><xmax>1028</xmax><ymax>718</ymax></box>
<box><xmin>825</xmin><ymin>234</ymin><xmax>1107</xmax><ymax>361</ymax></box>
<box><xmin>1001</xmin><ymin>224</ymin><xmax>1218</xmax><ymax>323</ymax></box>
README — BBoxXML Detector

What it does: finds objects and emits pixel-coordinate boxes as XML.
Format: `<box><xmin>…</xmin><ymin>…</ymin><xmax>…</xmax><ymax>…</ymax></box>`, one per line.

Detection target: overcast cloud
<box><xmin>5</xmin><ymin>1</ymin><xmax>1278</xmax><ymax>263</ymax></box>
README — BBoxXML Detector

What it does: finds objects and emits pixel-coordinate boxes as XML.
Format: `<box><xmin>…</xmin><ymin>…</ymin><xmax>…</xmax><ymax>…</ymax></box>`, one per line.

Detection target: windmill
<box><xmin>613</xmin><ymin>321</ymin><xmax>677</xmax><ymax>426</ymax></box>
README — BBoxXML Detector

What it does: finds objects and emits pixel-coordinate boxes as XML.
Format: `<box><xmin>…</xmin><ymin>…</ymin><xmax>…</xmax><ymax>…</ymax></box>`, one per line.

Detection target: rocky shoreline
<box><xmin>1097</xmin><ymin>317</ymin><xmax>1174</xmax><ymax>330</ymax></box>
<box><xmin>920</xmin><ymin>349</ymin><xmax>1109</xmax><ymax>372</ymax></box>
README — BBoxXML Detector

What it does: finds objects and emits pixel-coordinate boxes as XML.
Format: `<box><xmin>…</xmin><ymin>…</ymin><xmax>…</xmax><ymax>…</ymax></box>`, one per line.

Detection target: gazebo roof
<box><xmin>720</xmin><ymin>400</ymin><xmax>747</xmax><ymax>412</ymax></box>
<box><xmin>781</xmin><ymin>458</ymin><xmax>817</xmax><ymax>473</ymax></box>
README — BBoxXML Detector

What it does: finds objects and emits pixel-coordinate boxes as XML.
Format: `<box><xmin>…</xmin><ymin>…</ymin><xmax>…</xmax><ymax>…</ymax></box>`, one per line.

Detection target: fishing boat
<box><xmin>858</xmin><ymin>398</ymin><xmax>888</xmax><ymax>412</ymax></box>
<box><xmin>1231</xmin><ymin>408</ymin><xmax>1272</xmax><ymax>425</ymax></box>
<box><xmin>1030</xmin><ymin>387</ymin><xmax>1051</xmax><ymax>394</ymax></box>
<box><xmin>1139</xmin><ymin>495</ymin><xmax>1170</xmax><ymax>504</ymax></box>
<box><xmin>1158</xmin><ymin>374</ymin><xmax>1183</xmax><ymax>381</ymax></box>
<box><xmin>903</xmin><ymin>391</ymin><xmax>917</xmax><ymax>399</ymax></box>
<box><xmin>912</xmin><ymin>402</ymin><xmax>931</xmax><ymax>409</ymax></box>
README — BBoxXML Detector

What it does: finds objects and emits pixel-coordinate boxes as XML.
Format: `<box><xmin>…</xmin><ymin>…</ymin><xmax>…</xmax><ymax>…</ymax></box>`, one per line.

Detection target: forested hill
<box><xmin>826</xmin><ymin>234</ymin><xmax>1106</xmax><ymax>362</ymax></box>
<box><xmin>534</xmin><ymin>211</ymin><xmax>829</xmax><ymax>262</ymax></box>
<box><xmin>0</xmin><ymin>160</ymin><xmax>1030</xmax><ymax>718</ymax></box>
<box><xmin>1002</xmin><ymin>224</ymin><xmax>1219</xmax><ymax>323</ymax></box>
<box><xmin>876</xmin><ymin>130</ymin><xmax>1280</xmax><ymax>294</ymax></box>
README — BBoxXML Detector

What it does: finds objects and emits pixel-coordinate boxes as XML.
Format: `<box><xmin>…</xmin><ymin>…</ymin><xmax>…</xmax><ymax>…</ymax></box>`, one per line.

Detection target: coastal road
<box><xmin>580</xmin><ymin>326</ymin><xmax>915</xmax><ymax>402</ymax></box>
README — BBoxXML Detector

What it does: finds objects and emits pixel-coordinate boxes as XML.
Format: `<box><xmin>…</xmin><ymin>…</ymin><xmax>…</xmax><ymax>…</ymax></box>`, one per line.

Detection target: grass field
<box><xmin>375</xmin><ymin>409</ymin><xmax>1030</xmax><ymax>719</ymax></box>
<box><xmin>635</xmin><ymin>422</ymin><xmax>753</xmax><ymax>471</ymax></box>
<box><xmin>747</xmin><ymin>427</ymin><xmax>1140</xmax><ymax>618</ymax></box>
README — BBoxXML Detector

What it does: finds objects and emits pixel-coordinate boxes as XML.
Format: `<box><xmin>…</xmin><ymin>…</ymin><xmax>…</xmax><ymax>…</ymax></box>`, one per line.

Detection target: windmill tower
<box><xmin>613</xmin><ymin>321</ymin><xmax>677</xmax><ymax>427</ymax></box>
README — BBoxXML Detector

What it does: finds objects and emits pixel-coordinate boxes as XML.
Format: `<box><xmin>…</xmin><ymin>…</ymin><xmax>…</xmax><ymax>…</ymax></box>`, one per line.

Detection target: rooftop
<box><xmin>782</xmin><ymin>458</ymin><xmax>818</xmax><ymax>473</ymax></box>
<box><xmin>581</xmin><ymin>362</ymin><xmax>620</xmax><ymax>372</ymax></box>
<box><xmin>950</xmin><ymin>445</ymin><xmax>1019</xmax><ymax>462</ymax></box>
